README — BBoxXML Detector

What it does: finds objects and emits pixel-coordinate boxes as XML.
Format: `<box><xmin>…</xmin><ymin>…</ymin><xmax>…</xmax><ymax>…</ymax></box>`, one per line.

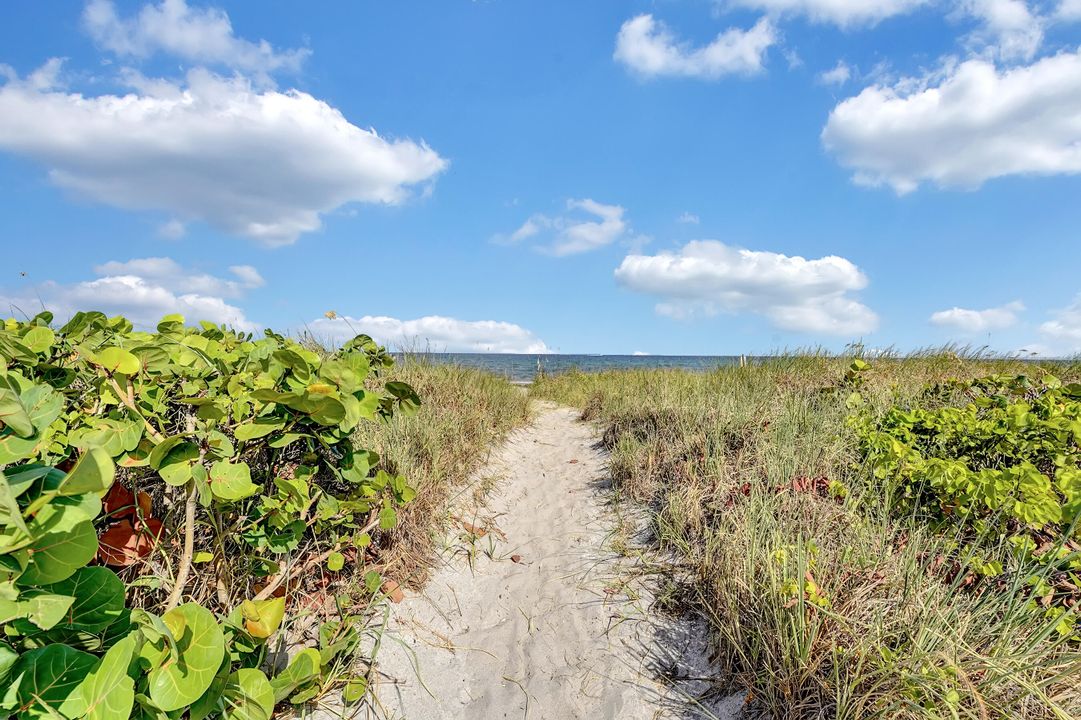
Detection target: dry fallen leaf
<box><xmin>461</xmin><ymin>521</ymin><xmax>488</xmax><ymax>537</ymax></box>
<box><xmin>382</xmin><ymin>580</ymin><xmax>405</xmax><ymax>603</ymax></box>
<box><xmin>511</xmin><ymin>554</ymin><xmax>523</xmax><ymax>564</ymax></box>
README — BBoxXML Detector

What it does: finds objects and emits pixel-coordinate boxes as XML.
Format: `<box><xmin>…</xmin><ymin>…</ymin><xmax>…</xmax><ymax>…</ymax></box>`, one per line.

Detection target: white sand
<box><xmin>370</xmin><ymin>401</ymin><xmax>744</xmax><ymax>720</ymax></box>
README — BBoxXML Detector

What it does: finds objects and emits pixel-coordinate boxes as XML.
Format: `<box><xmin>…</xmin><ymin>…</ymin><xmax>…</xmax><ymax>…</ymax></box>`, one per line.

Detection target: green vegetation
<box><xmin>532</xmin><ymin>354</ymin><xmax>1081</xmax><ymax>719</ymax></box>
<box><xmin>0</xmin><ymin>311</ymin><xmax>526</xmax><ymax>719</ymax></box>
<box><xmin>354</xmin><ymin>358</ymin><xmax>530</xmax><ymax>583</ymax></box>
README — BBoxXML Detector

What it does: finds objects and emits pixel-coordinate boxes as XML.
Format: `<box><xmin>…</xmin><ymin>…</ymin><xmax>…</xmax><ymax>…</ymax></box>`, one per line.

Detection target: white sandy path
<box><xmin>370</xmin><ymin>401</ymin><xmax>744</xmax><ymax>720</ymax></box>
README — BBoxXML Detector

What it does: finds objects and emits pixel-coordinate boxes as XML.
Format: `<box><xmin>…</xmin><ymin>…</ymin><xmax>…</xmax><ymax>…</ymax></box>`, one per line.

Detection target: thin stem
<box><xmin>163</xmin><ymin>480</ymin><xmax>197</xmax><ymax>612</ymax></box>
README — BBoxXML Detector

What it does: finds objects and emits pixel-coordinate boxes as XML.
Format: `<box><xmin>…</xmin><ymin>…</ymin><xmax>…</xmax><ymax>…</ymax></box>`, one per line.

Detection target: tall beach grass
<box><xmin>532</xmin><ymin>354</ymin><xmax>1081</xmax><ymax>719</ymax></box>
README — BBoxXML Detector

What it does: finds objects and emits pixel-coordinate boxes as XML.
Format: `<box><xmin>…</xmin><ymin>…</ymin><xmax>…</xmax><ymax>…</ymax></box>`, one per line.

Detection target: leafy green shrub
<box><xmin>1</xmin><ymin>310</ymin><xmax>419</xmax><ymax>718</ymax></box>
<box><xmin>852</xmin><ymin>371</ymin><xmax>1081</xmax><ymax>638</ymax></box>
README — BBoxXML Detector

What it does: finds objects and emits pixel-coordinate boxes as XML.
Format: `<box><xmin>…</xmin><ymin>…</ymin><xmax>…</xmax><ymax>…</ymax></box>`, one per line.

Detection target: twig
<box><xmin>163</xmin><ymin>480</ymin><xmax>197</xmax><ymax>611</ymax></box>
<box><xmin>106</xmin><ymin>375</ymin><xmax>166</xmax><ymax>443</ymax></box>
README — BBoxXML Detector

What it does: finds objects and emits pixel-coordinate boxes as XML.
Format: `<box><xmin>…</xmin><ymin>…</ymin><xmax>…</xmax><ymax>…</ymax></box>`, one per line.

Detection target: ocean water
<box><xmin>403</xmin><ymin>353</ymin><xmax>743</xmax><ymax>383</ymax></box>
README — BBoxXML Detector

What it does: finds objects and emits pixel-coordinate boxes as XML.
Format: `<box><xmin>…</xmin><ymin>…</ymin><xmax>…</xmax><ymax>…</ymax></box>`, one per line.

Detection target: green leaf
<box><xmin>18</xmin><ymin>504</ymin><xmax>98</xmax><ymax>586</ymax></box>
<box><xmin>0</xmin><ymin>592</ymin><xmax>74</xmax><ymax>630</ymax></box>
<box><xmin>326</xmin><ymin>551</ymin><xmax>345</xmax><ymax>572</ymax></box>
<box><xmin>221</xmin><ymin>668</ymin><xmax>274</xmax><ymax>720</ymax></box>
<box><xmin>378</xmin><ymin>506</ymin><xmax>397</xmax><ymax>530</ymax></box>
<box><xmin>94</xmin><ymin>347</ymin><xmax>142</xmax><ymax>375</ymax></box>
<box><xmin>342</xmin><ymin>677</ymin><xmax>368</xmax><ymax>703</ymax></box>
<box><xmin>234</xmin><ymin>418</ymin><xmax>286</xmax><ymax>442</ymax></box>
<box><xmin>150</xmin><ymin>438</ymin><xmax>200</xmax><ymax>487</ymax></box>
<box><xmin>12</xmin><ymin>644</ymin><xmax>98</xmax><ymax>719</ymax></box>
<box><xmin>23</xmin><ymin>327</ymin><xmax>56</xmax><ymax>355</ymax></box>
<box><xmin>39</xmin><ymin>567</ymin><xmax>125</xmax><ymax>632</ymax></box>
<box><xmin>148</xmin><ymin>603</ymin><xmax>226</xmax><ymax>712</ymax></box>
<box><xmin>69</xmin><ymin>632</ymin><xmax>136</xmax><ymax>720</ymax></box>
<box><xmin>209</xmin><ymin>460</ymin><xmax>258</xmax><ymax>502</ymax></box>
<box><xmin>269</xmin><ymin>648</ymin><xmax>320</xmax><ymax>703</ymax></box>
<box><xmin>58</xmin><ymin>448</ymin><xmax>115</xmax><ymax>496</ymax></box>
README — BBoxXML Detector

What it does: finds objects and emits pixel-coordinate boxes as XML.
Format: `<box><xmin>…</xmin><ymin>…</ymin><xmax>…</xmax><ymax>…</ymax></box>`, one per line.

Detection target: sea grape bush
<box><xmin>851</xmin><ymin>369</ymin><xmax>1081</xmax><ymax>637</ymax></box>
<box><xmin>0</xmin><ymin>310</ymin><xmax>420</xmax><ymax>718</ymax></box>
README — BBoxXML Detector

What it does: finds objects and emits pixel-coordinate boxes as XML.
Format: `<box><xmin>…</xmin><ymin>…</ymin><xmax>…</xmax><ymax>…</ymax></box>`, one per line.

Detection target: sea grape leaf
<box><xmin>269</xmin><ymin>648</ymin><xmax>320</xmax><ymax>702</ymax></box>
<box><xmin>209</xmin><ymin>460</ymin><xmax>258</xmax><ymax>502</ymax></box>
<box><xmin>18</xmin><ymin>504</ymin><xmax>98</xmax><ymax>586</ymax></box>
<box><xmin>221</xmin><ymin>668</ymin><xmax>275</xmax><ymax>720</ymax></box>
<box><xmin>240</xmin><ymin>597</ymin><xmax>285</xmax><ymax>639</ymax></box>
<box><xmin>12</xmin><ymin>643</ymin><xmax>98</xmax><ymax>719</ymax></box>
<box><xmin>22</xmin><ymin>327</ymin><xmax>55</xmax><ymax>355</ymax></box>
<box><xmin>95</xmin><ymin>347</ymin><xmax>142</xmax><ymax>376</ymax></box>
<box><xmin>68</xmin><ymin>632</ymin><xmax>136</xmax><ymax>720</ymax></box>
<box><xmin>40</xmin><ymin>567</ymin><xmax>125</xmax><ymax>632</ymax></box>
<box><xmin>234</xmin><ymin>418</ymin><xmax>285</xmax><ymax>442</ymax></box>
<box><xmin>148</xmin><ymin>603</ymin><xmax>226</xmax><ymax>711</ymax></box>
<box><xmin>57</xmin><ymin>448</ymin><xmax>115</xmax><ymax>496</ymax></box>
<box><xmin>0</xmin><ymin>591</ymin><xmax>74</xmax><ymax>630</ymax></box>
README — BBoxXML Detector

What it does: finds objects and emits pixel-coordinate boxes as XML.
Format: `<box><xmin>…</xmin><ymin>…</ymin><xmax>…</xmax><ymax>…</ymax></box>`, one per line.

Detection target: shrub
<box><xmin>0</xmin><ymin>310</ymin><xmax>419</xmax><ymax>718</ymax></box>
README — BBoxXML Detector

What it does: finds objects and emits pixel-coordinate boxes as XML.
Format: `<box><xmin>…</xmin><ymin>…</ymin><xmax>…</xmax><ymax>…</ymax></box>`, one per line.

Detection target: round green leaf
<box><xmin>41</xmin><ymin>567</ymin><xmax>125</xmax><ymax>632</ymax></box>
<box><xmin>222</xmin><ymin>668</ymin><xmax>274</xmax><ymax>720</ymax></box>
<box><xmin>148</xmin><ymin>603</ymin><xmax>226</xmax><ymax>711</ymax></box>
<box><xmin>209</xmin><ymin>460</ymin><xmax>258</xmax><ymax>502</ymax></box>
<box><xmin>12</xmin><ymin>644</ymin><xmax>98</xmax><ymax>718</ymax></box>
<box><xmin>94</xmin><ymin>347</ymin><xmax>141</xmax><ymax>375</ymax></box>
<box><xmin>22</xmin><ymin>327</ymin><xmax>56</xmax><ymax>355</ymax></box>
<box><xmin>18</xmin><ymin>504</ymin><xmax>98</xmax><ymax>586</ymax></box>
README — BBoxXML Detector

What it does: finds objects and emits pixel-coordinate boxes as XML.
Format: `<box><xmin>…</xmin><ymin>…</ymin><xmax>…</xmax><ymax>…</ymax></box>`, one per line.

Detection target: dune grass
<box><xmin>354</xmin><ymin>356</ymin><xmax>531</xmax><ymax>586</ymax></box>
<box><xmin>532</xmin><ymin>353</ymin><xmax>1081</xmax><ymax>719</ymax></box>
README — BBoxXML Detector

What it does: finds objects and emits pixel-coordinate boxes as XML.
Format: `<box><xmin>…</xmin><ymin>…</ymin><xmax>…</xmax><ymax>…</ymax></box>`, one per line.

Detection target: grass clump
<box><xmin>532</xmin><ymin>354</ymin><xmax>1081</xmax><ymax>719</ymax></box>
<box><xmin>354</xmin><ymin>356</ymin><xmax>530</xmax><ymax>586</ymax></box>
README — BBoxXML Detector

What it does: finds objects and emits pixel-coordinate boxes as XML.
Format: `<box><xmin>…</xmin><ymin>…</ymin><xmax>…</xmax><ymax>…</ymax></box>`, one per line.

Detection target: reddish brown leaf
<box><xmin>382</xmin><ymin>580</ymin><xmax>404</xmax><ymax>603</ymax></box>
<box><xmin>102</xmin><ymin>483</ymin><xmax>135</xmax><ymax>518</ymax></box>
<box><xmin>136</xmin><ymin>491</ymin><xmax>152</xmax><ymax>518</ymax></box>
<box><xmin>511</xmin><ymin>554</ymin><xmax>523</xmax><ymax>564</ymax></box>
<box><xmin>97</xmin><ymin>518</ymin><xmax>162</xmax><ymax>567</ymax></box>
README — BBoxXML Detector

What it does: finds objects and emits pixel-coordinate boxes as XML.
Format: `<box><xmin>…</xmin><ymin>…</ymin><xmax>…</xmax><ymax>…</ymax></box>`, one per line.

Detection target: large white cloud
<box><xmin>614</xmin><ymin>240</ymin><xmax>877</xmax><ymax>335</ymax></box>
<box><xmin>0</xmin><ymin>62</ymin><xmax>447</xmax><ymax>245</ymax></box>
<box><xmin>822</xmin><ymin>49</ymin><xmax>1081</xmax><ymax>193</ymax></box>
<box><xmin>930</xmin><ymin>301</ymin><xmax>1023</xmax><ymax>332</ymax></box>
<box><xmin>1</xmin><ymin>257</ymin><xmax>259</xmax><ymax>330</ymax></box>
<box><xmin>496</xmin><ymin>199</ymin><xmax>628</xmax><ymax>256</ymax></box>
<box><xmin>83</xmin><ymin>0</ymin><xmax>309</xmax><ymax>78</ymax></box>
<box><xmin>725</xmin><ymin>0</ymin><xmax>928</xmax><ymax>27</ymax></box>
<box><xmin>614</xmin><ymin>14</ymin><xmax>776</xmax><ymax>79</ymax></box>
<box><xmin>307</xmin><ymin>315</ymin><xmax>550</xmax><ymax>354</ymax></box>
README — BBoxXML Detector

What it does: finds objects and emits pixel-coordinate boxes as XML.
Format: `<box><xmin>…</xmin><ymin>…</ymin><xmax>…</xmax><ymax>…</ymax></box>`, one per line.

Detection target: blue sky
<box><xmin>1</xmin><ymin>0</ymin><xmax>1080</xmax><ymax>355</ymax></box>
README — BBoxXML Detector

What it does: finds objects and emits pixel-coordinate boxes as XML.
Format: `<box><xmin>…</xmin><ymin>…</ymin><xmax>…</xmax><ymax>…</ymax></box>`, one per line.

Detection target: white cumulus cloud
<box><xmin>307</xmin><ymin>315</ymin><xmax>550</xmax><ymax>354</ymax></box>
<box><xmin>614</xmin><ymin>14</ymin><xmax>776</xmax><ymax>79</ymax></box>
<box><xmin>725</xmin><ymin>0</ymin><xmax>928</xmax><ymax>27</ymax></box>
<box><xmin>929</xmin><ymin>300</ymin><xmax>1024</xmax><ymax>332</ymax></box>
<box><xmin>614</xmin><ymin>240</ymin><xmax>877</xmax><ymax>335</ymax></box>
<box><xmin>0</xmin><ymin>63</ymin><xmax>447</xmax><ymax>245</ymax></box>
<box><xmin>821</xmin><ymin>49</ymin><xmax>1081</xmax><ymax>193</ymax></box>
<box><xmin>83</xmin><ymin>0</ymin><xmax>309</xmax><ymax>78</ymax></box>
<box><xmin>1</xmin><ymin>257</ymin><xmax>259</xmax><ymax>330</ymax></box>
<box><xmin>497</xmin><ymin>199</ymin><xmax>628</xmax><ymax>256</ymax></box>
